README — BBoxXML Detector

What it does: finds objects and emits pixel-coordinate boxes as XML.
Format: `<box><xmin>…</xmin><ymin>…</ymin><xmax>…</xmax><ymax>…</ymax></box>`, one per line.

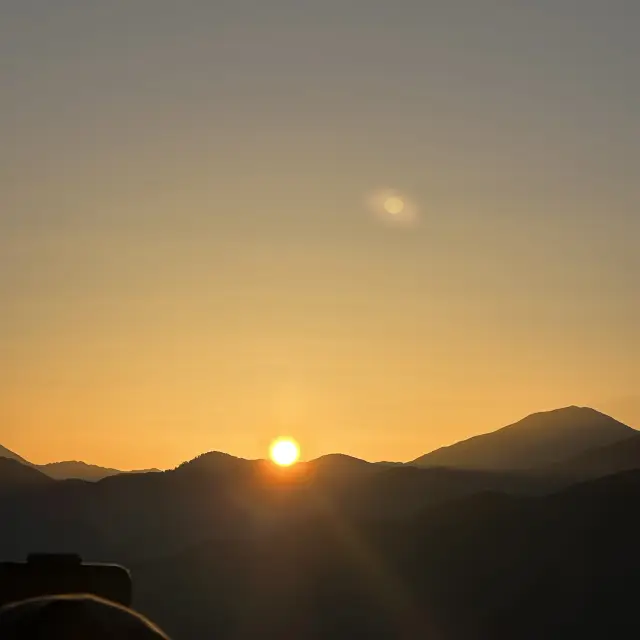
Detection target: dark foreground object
<box><xmin>0</xmin><ymin>554</ymin><xmax>132</xmax><ymax>608</ymax></box>
<box><xmin>0</xmin><ymin>594</ymin><xmax>169</xmax><ymax>639</ymax></box>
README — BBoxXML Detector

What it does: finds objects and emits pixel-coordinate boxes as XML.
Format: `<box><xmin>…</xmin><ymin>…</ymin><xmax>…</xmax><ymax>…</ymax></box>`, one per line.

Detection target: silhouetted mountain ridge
<box><xmin>306</xmin><ymin>454</ymin><xmax>375</xmax><ymax>479</ymax></box>
<box><xmin>3</xmin><ymin>405</ymin><xmax>635</xmax><ymax>480</ymax></box>
<box><xmin>0</xmin><ymin>445</ymin><xmax>28</xmax><ymax>465</ymax></box>
<box><xmin>0</xmin><ymin>458</ymin><xmax>54</xmax><ymax>490</ymax></box>
<box><xmin>546</xmin><ymin>433</ymin><xmax>640</xmax><ymax>480</ymax></box>
<box><xmin>0</xmin><ymin>447</ymin><xmax>161</xmax><ymax>481</ymax></box>
<box><xmin>310</xmin><ymin>454</ymin><xmax>371</xmax><ymax>467</ymax></box>
<box><xmin>412</xmin><ymin>406</ymin><xmax>635</xmax><ymax>470</ymax></box>
<box><xmin>173</xmin><ymin>451</ymin><xmax>253</xmax><ymax>475</ymax></box>
<box><xmin>131</xmin><ymin>469</ymin><xmax>640</xmax><ymax>640</ymax></box>
<box><xmin>40</xmin><ymin>461</ymin><xmax>149</xmax><ymax>481</ymax></box>
<box><xmin>2</xmin><ymin>407</ymin><xmax>640</xmax><ymax>638</ymax></box>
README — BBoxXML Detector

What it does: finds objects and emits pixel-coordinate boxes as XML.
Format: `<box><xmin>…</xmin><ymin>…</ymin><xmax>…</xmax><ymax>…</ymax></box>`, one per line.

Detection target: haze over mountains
<box><xmin>549</xmin><ymin>432</ymin><xmax>640</xmax><ymax>479</ymax></box>
<box><xmin>1</xmin><ymin>405</ymin><xmax>639</xmax><ymax>639</ymax></box>
<box><xmin>411</xmin><ymin>406</ymin><xmax>635</xmax><ymax>469</ymax></box>
<box><xmin>2</xmin><ymin>406</ymin><xmax>635</xmax><ymax>480</ymax></box>
<box><xmin>1</xmin><ymin>406</ymin><xmax>637</xmax><ymax>553</ymax></box>
<box><xmin>0</xmin><ymin>446</ymin><xmax>160</xmax><ymax>482</ymax></box>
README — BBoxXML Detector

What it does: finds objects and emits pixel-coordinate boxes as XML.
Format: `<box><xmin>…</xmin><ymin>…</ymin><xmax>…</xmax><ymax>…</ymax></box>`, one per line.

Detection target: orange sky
<box><xmin>1</xmin><ymin>2</ymin><xmax>638</xmax><ymax>470</ymax></box>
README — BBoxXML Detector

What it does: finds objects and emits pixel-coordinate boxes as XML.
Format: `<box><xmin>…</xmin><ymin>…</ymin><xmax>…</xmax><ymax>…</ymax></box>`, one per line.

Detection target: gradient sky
<box><xmin>1</xmin><ymin>1</ymin><xmax>638</xmax><ymax>469</ymax></box>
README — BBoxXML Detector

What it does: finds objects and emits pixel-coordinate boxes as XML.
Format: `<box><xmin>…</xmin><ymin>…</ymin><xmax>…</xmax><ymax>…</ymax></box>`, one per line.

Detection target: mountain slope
<box><xmin>172</xmin><ymin>451</ymin><xmax>253</xmax><ymax>476</ymax></box>
<box><xmin>38</xmin><ymin>461</ymin><xmax>123</xmax><ymax>481</ymax></box>
<box><xmin>310</xmin><ymin>453</ymin><xmax>371</xmax><ymax>469</ymax></box>
<box><xmin>548</xmin><ymin>433</ymin><xmax>640</xmax><ymax>480</ymax></box>
<box><xmin>307</xmin><ymin>454</ymin><xmax>375</xmax><ymax>479</ymax></box>
<box><xmin>411</xmin><ymin>406</ymin><xmax>635</xmax><ymax>471</ymax></box>
<box><xmin>0</xmin><ymin>458</ymin><xmax>54</xmax><ymax>490</ymax></box>
<box><xmin>38</xmin><ymin>461</ymin><xmax>160</xmax><ymax>481</ymax></box>
<box><xmin>0</xmin><ymin>453</ymin><xmax>549</xmax><ymax>563</ymax></box>
<box><xmin>0</xmin><ymin>445</ymin><xmax>29</xmax><ymax>465</ymax></box>
<box><xmin>132</xmin><ymin>470</ymin><xmax>640</xmax><ymax>640</ymax></box>
<box><xmin>1</xmin><ymin>444</ymin><xmax>159</xmax><ymax>481</ymax></box>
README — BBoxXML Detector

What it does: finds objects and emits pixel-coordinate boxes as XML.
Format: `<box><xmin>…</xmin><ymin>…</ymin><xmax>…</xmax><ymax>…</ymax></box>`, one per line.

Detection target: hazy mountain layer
<box><xmin>411</xmin><ymin>406</ymin><xmax>635</xmax><ymax>470</ymax></box>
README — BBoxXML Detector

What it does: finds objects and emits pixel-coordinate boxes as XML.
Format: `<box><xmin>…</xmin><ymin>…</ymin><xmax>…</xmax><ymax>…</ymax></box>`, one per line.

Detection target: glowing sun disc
<box><xmin>270</xmin><ymin>438</ymin><xmax>300</xmax><ymax>467</ymax></box>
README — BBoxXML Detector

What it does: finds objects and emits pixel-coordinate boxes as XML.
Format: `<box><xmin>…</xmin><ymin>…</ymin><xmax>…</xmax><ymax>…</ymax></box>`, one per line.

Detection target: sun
<box><xmin>270</xmin><ymin>437</ymin><xmax>300</xmax><ymax>467</ymax></box>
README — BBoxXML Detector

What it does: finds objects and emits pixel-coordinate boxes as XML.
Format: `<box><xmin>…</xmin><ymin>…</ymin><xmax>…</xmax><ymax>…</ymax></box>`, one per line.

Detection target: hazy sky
<box><xmin>1</xmin><ymin>1</ymin><xmax>638</xmax><ymax>469</ymax></box>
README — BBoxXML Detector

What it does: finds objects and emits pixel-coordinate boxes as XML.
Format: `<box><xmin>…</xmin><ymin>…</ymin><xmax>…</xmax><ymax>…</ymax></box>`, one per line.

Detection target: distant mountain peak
<box><xmin>174</xmin><ymin>451</ymin><xmax>248</xmax><ymax>473</ymax></box>
<box><xmin>0</xmin><ymin>449</ymin><xmax>160</xmax><ymax>481</ymax></box>
<box><xmin>527</xmin><ymin>405</ymin><xmax>609</xmax><ymax>419</ymax></box>
<box><xmin>511</xmin><ymin>406</ymin><xmax>632</xmax><ymax>436</ymax></box>
<box><xmin>311</xmin><ymin>454</ymin><xmax>371</xmax><ymax>466</ymax></box>
<box><xmin>38</xmin><ymin>461</ymin><xmax>124</xmax><ymax>481</ymax></box>
<box><xmin>412</xmin><ymin>406</ymin><xmax>635</xmax><ymax>471</ymax></box>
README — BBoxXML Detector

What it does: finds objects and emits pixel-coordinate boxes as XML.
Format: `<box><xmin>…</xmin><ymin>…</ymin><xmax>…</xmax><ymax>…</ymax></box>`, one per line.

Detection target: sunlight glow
<box><xmin>270</xmin><ymin>437</ymin><xmax>300</xmax><ymax>467</ymax></box>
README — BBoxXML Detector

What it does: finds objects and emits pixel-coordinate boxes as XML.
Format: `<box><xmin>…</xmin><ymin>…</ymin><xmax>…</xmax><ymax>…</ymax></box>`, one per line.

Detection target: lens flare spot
<box><xmin>383</xmin><ymin>196</ymin><xmax>405</xmax><ymax>215</ymax></box>
<box><xmin>366</xmin><ymin>188</ymin><xmax>418</xmax><ymax>226</ymax></box>
<box><xmin>270</xmin><ymin>437</ymin><xmax>300</xmax><ymax>467</ymax></box>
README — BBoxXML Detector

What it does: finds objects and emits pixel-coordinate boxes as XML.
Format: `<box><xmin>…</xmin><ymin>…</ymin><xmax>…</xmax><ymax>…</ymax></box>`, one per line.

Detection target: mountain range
<box><xmin>0</xmin><ymin>405</ymin><xmax>637</xmax><ymax>555</ymax></box>
<box><xmin>131</xmin><ymin>470</ymin><xmax>640</xmax><ymax>640</ymax></box>
<box><xmin>2</xmin><ymin>405</ymin><xmax>635</xmax><ymax>481</ymax></box>
<box><xmin>1</xmin><ymin>405</ymin><xmax>639</xmax><ymax>639</ymax></box>
<box><xmin>0</xmin><ymin>446</ymin><xmax>160</xmax><ymax>482</ymax></box>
